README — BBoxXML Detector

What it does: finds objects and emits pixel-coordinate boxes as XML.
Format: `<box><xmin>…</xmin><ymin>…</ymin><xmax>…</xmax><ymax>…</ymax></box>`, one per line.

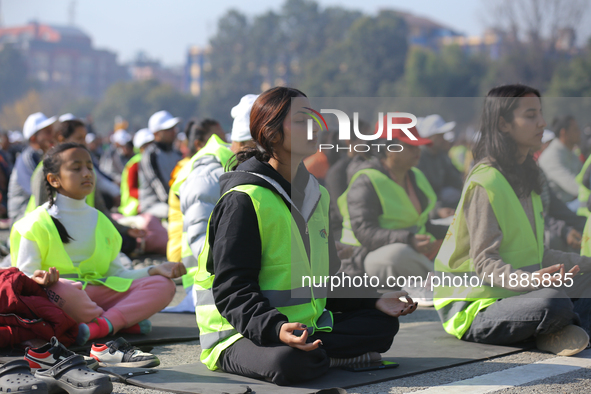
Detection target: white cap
<box><xmin>542</xmin><ymin>129</ymin><xmax>555</xmax><ymax>144</ymax></box>
<box><xmin>149</xmin><ymin>110</ymin><xmax>181</xmax><ymax>133</ymax></box>
<box><xmin>443</xmin><ymin>131</ymin><xmax>455</xmax><ymax>142</ymax></box>
<box><xmin>59</xmin><ymin>113</ymin><xmax>78</xmax><ymax>122</ymax></box>
<box><xmin>110</xmin><ymin>129</ymin><xmax>132</xmax><ymax>145</ymax></box>
<box><xmin>23</xmin><ymin>112</ymin><xmax>57</xmax><ymax>140</ymax></box>
<box><xmin>9</xmin><ymin>131</ymin><xmax>25</xmax><ymax>143</ymax></box>
<box><xmin>231</xmin><ymin>94</ymin><xmax>259</xmax><ymax>142</ymax></box>
<box><xmin>133</xmin><ymin>128</ymin><xmax>154</xmax><ymax>149</ymax></box>
<box><xmin>177</xmin><ymin>131</ymin><xmax>187</xmax><ymax>141</ymax></box>
<box><xmin>86</xmin><ymin>133</ymin><xmax>96</xmax><ymax>144</ymax></box>
<box><xmin>418</xmin><ymin>114</ymin><xmax>456</xmax><ymax>138</ymax></box>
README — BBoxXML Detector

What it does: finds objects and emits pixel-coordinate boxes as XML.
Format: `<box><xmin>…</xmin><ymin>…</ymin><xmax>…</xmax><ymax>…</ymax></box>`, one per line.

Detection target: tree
<box><xmin>398</xmin><ymin>45</ymin><xmax>487</xmax><ymax>97</ymax></box>
<box><xmin>0</xmin><ymin>44</ymin><xmax>29</xmax><ymax>110</ymax></box>
<box><xmin>92</xmin><ymin>80</ymin><xmax>197</xmax><ymax>134</ymax></box>
<box><xmin>547</xmin><ymin>44</ymin><xmax>591</xmax><ymax>97</ymax></box>
<box><xmin>299</xmin><ymin>10</ymin><xmax>408</xmax><ymax>97</ymax></box>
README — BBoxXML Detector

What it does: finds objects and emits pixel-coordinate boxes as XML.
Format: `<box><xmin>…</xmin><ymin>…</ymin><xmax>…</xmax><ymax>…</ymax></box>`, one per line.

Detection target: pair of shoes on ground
<box><xmin>0</xmin><ymin>356</ymin><xmax>111</xmax><ymax>394</ymax></box>
<box><xmin>536</xmin><ymin>324</ymin><xmax>590</xmax><ymax>357</ymax></box>
<box><xmin>26</xmin><ymin>337</ymin><xmax>160</xmax><ymax>370</ymax></box>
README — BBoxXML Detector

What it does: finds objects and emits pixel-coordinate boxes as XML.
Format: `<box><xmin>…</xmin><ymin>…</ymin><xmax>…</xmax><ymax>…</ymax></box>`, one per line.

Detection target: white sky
<box><xmin>3</xmin><ymin>0</ymin><xmax>590</xmax><ymax>67</ymax></box>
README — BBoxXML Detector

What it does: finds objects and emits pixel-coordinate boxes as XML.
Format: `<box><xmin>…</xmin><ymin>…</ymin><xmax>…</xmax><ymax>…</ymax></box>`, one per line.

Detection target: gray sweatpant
<box><xmin>363</xmin><ymin>243</ymin><xmax>434</xmax><ymax>288</ymax></box>
<box><xmin>463</xmin><ymin>272</ymin><xmax>591</xmax><ymax>345</ymax></box>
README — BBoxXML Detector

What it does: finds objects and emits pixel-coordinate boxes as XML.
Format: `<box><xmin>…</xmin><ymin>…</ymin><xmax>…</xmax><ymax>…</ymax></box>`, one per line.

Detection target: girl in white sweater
<box><xmin>11</xmin><ymin>143</ymin><xmax>186</xmax><ymax>344</ymax></box>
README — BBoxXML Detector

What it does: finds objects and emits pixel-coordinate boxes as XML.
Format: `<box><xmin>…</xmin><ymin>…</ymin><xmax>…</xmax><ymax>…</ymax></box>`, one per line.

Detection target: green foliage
<box><xmin>0</xmin><ymin>44</ymin><xmax>29</xmax><ymax>109</ymax></box>
<box><xmin>92</xmin><ymin>80</ymin><xmax>197</xmax><ymax>133</ymax></box>
<box><xmin>547</xmin><ymin>47</ymin><xmax>591</xmax><ymax>97</ymax></box>
<box><xmin>398</xmin><ymin>45</ymin><xmax>487</xmax><ymax>97</ymax></box>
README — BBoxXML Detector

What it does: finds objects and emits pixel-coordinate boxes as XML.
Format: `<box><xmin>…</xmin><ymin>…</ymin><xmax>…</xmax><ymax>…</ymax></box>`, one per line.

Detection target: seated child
<box><xmin>11</xmin><ymin>142</ymin><xmax>186</xmax><ymax>344</ymax></box>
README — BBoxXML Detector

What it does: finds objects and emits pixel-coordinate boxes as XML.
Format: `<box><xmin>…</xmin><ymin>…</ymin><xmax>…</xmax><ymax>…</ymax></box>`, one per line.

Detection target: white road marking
<box><xmin>407</xmin><ymin>349</ymin><xmax>591</xmax><ymax>394</ymax></box>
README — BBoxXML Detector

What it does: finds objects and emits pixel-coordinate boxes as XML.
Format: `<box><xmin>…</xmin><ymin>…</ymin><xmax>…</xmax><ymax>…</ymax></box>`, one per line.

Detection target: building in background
<box><xmin>0</xmin><ymin>21</ymin><xmax>128</xmax><ymax>98</ymax></box>
<box><xmin>128</xmin><ymin>51</ymin><xmax>184</xmax><ymax>92</ymax></box>
<box><xmin>184</xmin><ymin>46</ymin><xmax>211</xmax><ymax>97</ymax></box>
<box><xmin>398</xmin><ymin>11</ymin><xmax>465</xmax><ymax>51</ymax></box>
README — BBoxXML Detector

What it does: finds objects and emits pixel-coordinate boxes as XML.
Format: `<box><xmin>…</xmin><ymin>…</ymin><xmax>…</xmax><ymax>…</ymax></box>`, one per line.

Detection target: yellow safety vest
<box><xmin>575</xmin><ymin>155</ymin><xmax>591</xmax><ymax>218</ymax></box>
<box><xmin>11</xmin><ymin>206</ymin><xmax>131</xmax><ymax>292</ymax></box>
<box><xmin>194</xmin><ymin>179</ymin><xmax>333</xmax><ymax>370</ymax></box>
<box><xmin>119</xmin><ymin>153</ymin><xmax>142</xmax><ymax>217</ymax></box>
<box><xmin>434</xmin><ymin>164</ymin><xmax>544</xmax><ymax>339</ymax></box>
<box><xmin>338</xmin><ymin>167</ymin><xmax>437</xmax><ymax>246</ymax></box>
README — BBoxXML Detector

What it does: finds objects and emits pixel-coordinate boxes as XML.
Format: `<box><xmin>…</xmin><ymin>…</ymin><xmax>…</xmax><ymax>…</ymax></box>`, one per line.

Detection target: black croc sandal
<box><xmin>34</xmin><ymin>355</ymin><xmax>112</xmax><ymax>394</ymax></box>
<box><xmin>0</xmin><ymin>360</ymin><xmax>48</xmax><ymax>394</ymax></box>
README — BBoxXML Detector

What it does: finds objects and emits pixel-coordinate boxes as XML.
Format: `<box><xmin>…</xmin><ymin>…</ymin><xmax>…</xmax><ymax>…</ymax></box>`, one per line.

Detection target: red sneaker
<box><xmin>25</xmin><ymin>336</ymin><xmax>99</xmax><ymax>370</ymax></box>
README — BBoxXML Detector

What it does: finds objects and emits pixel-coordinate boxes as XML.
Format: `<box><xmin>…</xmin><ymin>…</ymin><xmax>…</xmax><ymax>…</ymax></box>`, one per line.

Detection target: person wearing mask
<box><xmin>139</xmin><ymin>111</ymin><xmax>183</xmax><ymax>219</ymax></box>
<box><xmin>8</xmin><ymin>113</ymin><xmax>56</xmax><ymax>223</ymax></box>
<box><xmin>539</xmin><ymin>115</ymin><xmax>583</xmax><ymax>210</ymax></box>
<box><xmin>416</xmin><ymin>114</ymin><xmax>463</xmax><ymax>219</ymax></box>
<box><xmin>435</xmin><ymin>84</ymin><xmax>591</xmax><ymax>357</ymax></box>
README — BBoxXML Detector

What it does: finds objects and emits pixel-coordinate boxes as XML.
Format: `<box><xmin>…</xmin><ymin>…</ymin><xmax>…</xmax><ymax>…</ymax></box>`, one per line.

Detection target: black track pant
<box><xmin>219</xmin><ymin>309</ymin><xmax>399</xmax><ymax>386</ymax></box>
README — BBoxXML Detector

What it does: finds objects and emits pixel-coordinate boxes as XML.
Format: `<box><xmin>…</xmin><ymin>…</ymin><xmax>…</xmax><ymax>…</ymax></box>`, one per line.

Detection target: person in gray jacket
<box><xmin>139</xmin><ymin>111</ymin><xmax>183</xmax><ymax>219</ymax></box>
<box><xmin>163</xmin><ymin>95</ymin><xmax>256</xmax><ymax>313</ymax></box>
<box><xmin>180</xmin><ymin>95</ymin><xmax>257</xmax><ymax>266</ymax></box>
<box><xmin>8</xmin><ymin>113</ymin><xmax>56</xmax><ymax>223</ymax></box>
<box><xmin>538</xmin><ymin>115</ymin><xmax>582</xmax><ymax>208</ymax></box>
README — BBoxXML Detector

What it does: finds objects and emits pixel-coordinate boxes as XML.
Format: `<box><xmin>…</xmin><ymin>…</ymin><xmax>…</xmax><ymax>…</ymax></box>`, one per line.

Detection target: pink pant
<box><xmin>111</xmin><ymin>213</ymin><xmax>168</xmax><ymax>254</ymax></box>
<box><xmin>46</xmin><ymin>275</ymin><xmax>176</xmax><ymax>333</ymax></box>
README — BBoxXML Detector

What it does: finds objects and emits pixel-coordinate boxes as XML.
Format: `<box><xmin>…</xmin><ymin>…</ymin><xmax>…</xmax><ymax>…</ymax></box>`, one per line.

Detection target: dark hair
<box><xmin>186</xmin><ymin>118</ymin><xmax>221</xmax><ymax>155</ymax></box>
<box><xmin>552</xmin><ymin>115</ymin><xmax>575</xmax><ymax>137</ymax></box>
<box><xmin>43</xmin><ymin>142</ymin><xmax>92</xmax><ymax>243</ymax></box>
<box><xmin>233</xmin><ymin>87</ymin><xmax>307</xmax><ymax>169</ymax></box>
<box><xmin>57</xmin><ymin>119</ymin><xmax>85</xmax><ymax>141</ymax></box>
<box><xmin>473</xmin><ymin>84</ymin><xmax>542</xmax><ymax>197</ymax></box>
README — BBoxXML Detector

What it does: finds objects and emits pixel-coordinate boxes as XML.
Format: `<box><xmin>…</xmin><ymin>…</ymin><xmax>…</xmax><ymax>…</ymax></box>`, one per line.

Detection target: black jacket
<box><xmin>340</xmin><ymin>156</ymin><xmax>448</xmax><ymax>277</ymax></box>
<box><xmin>207</xmin><ymin>157</ymin><xmax>378</xmax><ymax>347</ymax></box>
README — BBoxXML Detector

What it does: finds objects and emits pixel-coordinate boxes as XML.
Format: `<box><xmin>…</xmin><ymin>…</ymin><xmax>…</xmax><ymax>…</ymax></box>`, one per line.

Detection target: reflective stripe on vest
<box><xmin>338</xmin><ymin>167</ymin><xmax>436</xmax><ymax>246</ymax></box>
<box><xmin>25</xmin><ymin>162</ymin><xmax>95</xmax><ymax>215</ymax></box>
<box><xmin>576</xmin><ymin>155</ymin><xmax>591</xmax><ymax>218</ymax></box>
<box><xmin>434</xmin><ymin>164</ymin><xmax>544</xmax><ymax>339</ymax></box>
<box><xmin>172</xmin><ymin>135</ymin><xmax>234</xmax><ymax>288</ymax></box>
<box><xmin>194</xmin><ymin>178</ymin><xmax>333</xmax><ymax>370</ymax></box>
<box><xmin>581</xmin><ymin>216</ymin><xmax>591</xmax><ymax>257</ymax></box>
<box><xmin>119</xmin><ymin>153</ymin><xmax>142</xmax><ymax>216</ymax></box>
<box><xmin>11</xmin><ymin>206</ymin><xmax>129</xmax><ymax>292</ymax></box>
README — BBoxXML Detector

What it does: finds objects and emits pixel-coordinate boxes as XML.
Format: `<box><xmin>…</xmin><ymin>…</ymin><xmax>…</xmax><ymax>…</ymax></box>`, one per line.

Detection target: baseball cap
<box><xmin>542</xmin><ymin>129</ymin><xmax>555</xmax><ymax>144</ymax></box>
<box><xmin>149</xmin><ymin>110</ymin><xmax>181</xmax><ymax>133</ymax></box>
<box><xmin>85</xmin><ymin>133</ymin><xmax>96</xmax><ymax>144</ymax></box>
<box><xmin>375</xmin><ymin>115</ymin><xmax>432</xmax><ymax>146</ymax></box>
<box><xmin>9</xmin><ymin>131</ymin><xmax>25</xmax><ymax>143</ymax></box>
<box><xmin>59</xmin><ymin>113</ymin><xmax>79</xmax><ymax>122</ymax></box>
<box><xmin>110</xmin><ymin>129</ymin><xmax>132</xmax><ymax>145</ymax></box>
<box><xmin>418</xmin><ymin>114</ymin><xmax>456</xmax><ymax>138</ymax></box>
<box><xmin>231</xmin><ymin>94</ymin><xmax>259</xmax><ymax>142</ymax></box>
<box><xmin>133</xmin><ymin>128</ymin><xmax>154</xmax><ymax>149</ymax></box>
<box><xmin>23</xmin><ymin>112</ymin><xmax>57</xmax><ymax>140</ymax></box>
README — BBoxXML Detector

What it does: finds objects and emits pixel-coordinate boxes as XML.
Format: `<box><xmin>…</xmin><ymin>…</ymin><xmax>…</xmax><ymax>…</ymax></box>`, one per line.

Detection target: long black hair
<box><xmin>473</xmin><ymin>84</ymin><xmax>542</xmax><ymax>197</ymax></box>
<box><xmin>233</xmin><ymin>87</ymin><xmax>307</xmax><ymax>169</ymax></box>
<box><xmin>43</xmin><ymin>142</ymin><xmax>92</xmax><ymax>243</ymax></box>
